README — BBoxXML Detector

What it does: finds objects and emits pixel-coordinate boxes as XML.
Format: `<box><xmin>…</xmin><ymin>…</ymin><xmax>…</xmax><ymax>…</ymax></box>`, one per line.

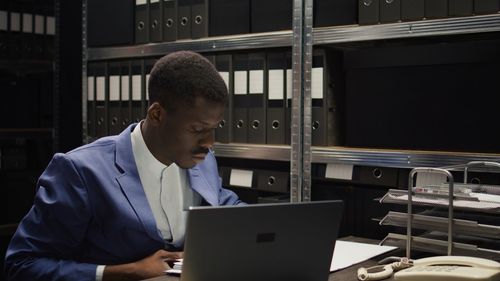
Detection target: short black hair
<box><xmin>148</xmin><ymin>51</ymin><xmax>228</xmax><ymax>111</ymax></box>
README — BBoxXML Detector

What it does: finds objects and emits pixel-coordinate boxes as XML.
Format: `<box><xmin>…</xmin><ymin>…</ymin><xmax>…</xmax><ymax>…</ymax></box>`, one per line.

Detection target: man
<box><xmin>5</xmin><ymin>51</ymin><xmax>243</xmax><ymax>281</ymax></box>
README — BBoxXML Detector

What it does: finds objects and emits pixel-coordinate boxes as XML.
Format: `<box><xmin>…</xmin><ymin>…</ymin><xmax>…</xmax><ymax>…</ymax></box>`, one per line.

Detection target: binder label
<box><xmin>136</xmin><ymin>0</ymin><xmax>147</xmax><ymax>5</ymax></box>
<box><xmin>96</xmin><ymin>77</ymin><xmax>106</xmax><ymax>101</ymax></box>
<box><xmin>311</xmin><ymin>67</ymin><xmax>324</xmax><ymax>99</ymax></box>
<box><xmin>46</xmin><ymin>16</ymin><xmax>55</xmax><ymax>35</ymax></box>
<box><xmin>146</xmin><ymin>74</ymin><xmax>150</xmax><ymax>101</ymax></box>
<box><xmin>234</xmin><ymin>71</ymin><xmax>248</xmax><ymax>95</ymax></box>
<box><xmin>150</xmin><ymin>0</ymin><xmax>160</xmax><ymax>2</ymax></box>
<box><xmin>110</xmin><ymin>76</ymin><xmax>120</xmax><ymax>101</ymax></box>
<box><xmin>121</xmin><ymin>76</ymin><xmax>130</xmax><ymax>101</ymax></box>
<box><xmin>325</xmin><ymin>164</ymin><xmax>353</xmax><ymax>180</ymax></box>
<box><xmin>87</xmin><ymin>76</ymin><xmax>95</xmax><ymax>101</ymax></box>
<box><xmin>34</xmin><ymin>15</ymin><xmax>44</xmax><ymax>34</ymax></box>
<box><xmin>229</xmin><ymin>169</ymin><xmax>253</xmax><ymax>188</ymax></box>
<box><xmin>132</xmin><ymin>75</ymin><xmax>142</xmax><ymax>101</ymax></box>
<box><xmin>219</xmin><ymin>71</ymin><xmax>230</xmax><ymax>90</ymax></box>
<box><xmin>286</xmin><ymin>69</ymin><xmax>293</xmax><ymax>100</ymax></box>
<box><xmin>249</xmin><ymin>70</ymin><xmax>264</xmax><ymax>94</ymax></box>
<box><xmin>22</xmin><ymin>14</ymin><xmax>33</xmax><ymax>33</ymax></box>
<box><xmin>0</xmin><ymin>11</ymin><xmax>8</xmax><ymax>31</ymax></box>
<box><xmin>268</xmin><ymin>69</ymin><xmax>284</xmax><ymax>100</ymax></box>
<box><xmin>10</xmin><ymin>12</ymin><xmax>21</xmax><ymax>32</ymax></box>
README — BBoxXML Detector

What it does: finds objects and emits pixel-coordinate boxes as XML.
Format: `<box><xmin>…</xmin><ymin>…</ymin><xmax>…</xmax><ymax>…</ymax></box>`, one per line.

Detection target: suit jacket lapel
<box><xmin>187</xmin><ymin>167</ymin><xmax>219</xmax><ymax>206</ymax></box>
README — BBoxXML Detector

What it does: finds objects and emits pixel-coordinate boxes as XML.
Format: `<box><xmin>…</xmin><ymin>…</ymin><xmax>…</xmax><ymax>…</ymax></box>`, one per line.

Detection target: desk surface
<box><xmin>142</xmin><ymin>237</ymin><xmax>398</xmax><ymax>281</ymax></box>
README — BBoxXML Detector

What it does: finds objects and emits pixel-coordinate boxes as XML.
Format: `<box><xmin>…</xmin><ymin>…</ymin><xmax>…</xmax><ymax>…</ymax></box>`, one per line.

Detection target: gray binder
<box><xmin>266</xmin><ymin>51</ymin><xmax>286</xmax><ymax>145</ymax></box>
<box><xmin>358</xmin><ymin>0</ymin><xmax>379</xmax><ymax>25</ymax></box>
<box><xmin>401</xmin><ymin>0</ymin><xmax>424</xmax><ymax>20</ymax></box>
<box><xmin>163</xmin><ymin>0</ymin><xmax>177</xmax><ymax>41</ymax></box>
<box><xmin>247</xmin><ymin>52</ymin><xmax>266</xmax><ymax>144</ymax></box>
<box><xmin>380</xmin><ymin>0</ymin><xmax>401</xmax><ymax>22</ymax></box>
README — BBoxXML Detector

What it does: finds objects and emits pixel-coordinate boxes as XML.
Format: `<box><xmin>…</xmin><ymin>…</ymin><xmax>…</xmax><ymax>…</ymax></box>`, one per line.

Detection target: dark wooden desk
<box><xmin>142</xmin><ymin>237</ymin><xmax>399</xmax><ymax>281</ymax></box>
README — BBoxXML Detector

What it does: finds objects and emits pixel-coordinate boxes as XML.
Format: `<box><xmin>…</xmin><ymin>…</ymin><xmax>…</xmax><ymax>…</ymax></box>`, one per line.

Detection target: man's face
<box><xmin>155</xmin><ymin>96</ymin><xmax>224</xmax><ymax>169</ymax></box>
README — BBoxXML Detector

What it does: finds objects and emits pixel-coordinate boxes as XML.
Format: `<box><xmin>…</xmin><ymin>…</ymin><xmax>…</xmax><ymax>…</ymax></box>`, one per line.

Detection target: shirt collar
<box><xmin>131</xmin><ymin>121</ymin><xmax>168</xmax><ymax>179</ymax></box>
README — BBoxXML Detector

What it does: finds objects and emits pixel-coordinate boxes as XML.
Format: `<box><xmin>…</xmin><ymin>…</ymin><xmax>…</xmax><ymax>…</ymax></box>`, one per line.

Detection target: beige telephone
<box><xmin>394</xmin><ymin>256</ymin><xmax>500</xmax><ymax>281</ymax></box>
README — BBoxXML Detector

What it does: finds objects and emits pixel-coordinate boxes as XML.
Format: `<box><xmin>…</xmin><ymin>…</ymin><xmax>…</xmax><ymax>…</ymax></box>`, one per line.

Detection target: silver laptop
<box><xmin>180</xmin><ymin>200</ymin><xmax>344</xmax><ymax>281</ymax></box>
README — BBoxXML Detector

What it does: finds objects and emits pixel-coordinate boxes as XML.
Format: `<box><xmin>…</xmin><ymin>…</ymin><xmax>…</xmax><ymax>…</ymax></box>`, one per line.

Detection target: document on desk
<box><xmin>330</xmin><ymin>240</ymin><xmax>397</xmax><ymax>272</ymax></box>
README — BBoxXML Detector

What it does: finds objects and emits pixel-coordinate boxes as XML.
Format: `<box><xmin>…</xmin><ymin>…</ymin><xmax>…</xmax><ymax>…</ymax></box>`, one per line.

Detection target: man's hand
<box><xmin>103</xmin><ymin>249</ymin><xmax>184</xmax><ymax>281</ymax></box>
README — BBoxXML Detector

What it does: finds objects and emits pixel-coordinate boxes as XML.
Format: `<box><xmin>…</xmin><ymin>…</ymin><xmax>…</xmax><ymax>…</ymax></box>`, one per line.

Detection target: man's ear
<box><xmin>146</xmin><ymin>102</ymin><xmax>164</xmax><ymax>125</ymax></box>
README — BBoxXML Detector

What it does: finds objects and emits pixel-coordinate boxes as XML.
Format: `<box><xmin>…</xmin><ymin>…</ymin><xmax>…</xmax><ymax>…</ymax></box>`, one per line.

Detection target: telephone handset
<box><xmin>394</xmin><ymin>256</ymin><xmax>500</xmax><ymax>281</ymax></box>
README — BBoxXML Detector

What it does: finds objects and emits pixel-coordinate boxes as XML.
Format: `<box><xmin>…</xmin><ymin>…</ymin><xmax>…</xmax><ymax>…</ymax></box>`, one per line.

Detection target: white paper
<box><xmin>34</xmin><ymin>15</ymin><xmax>44</xmax><ymax>34</ymax></box>
<box><xmin>22</xmin><ymin>14</ymin><xmax>32</xmax><ymax>33</ymax></box>
<box><xmin>145</xmin><ymin>74</ymin><xmax>150</xmax><ymax>100</ymax></box>
<box><xmin>286</xmin><ymin>69</ymin><xmax>293</xmax><ymax>100</ymax></box>
<box><xmin>330</xmin><ymin>240</ymin><xmax>397</xmax><ymax>272</ymax></box>
<box><xmin>96</xmin><ymin>76</ymin><xmax>105</xmax><ymax>101</ymax></box>
<box><xmin>325</xmin><ymin>164</ymin><xmax>353</xmax><ymax>180</ymax></box>
<box><xmin>229</xmin><ymin>169</ymin><xmax>253</xmax><ymax>188</ymax></box>
<box><xmin>10</xmin><ymin>12</ymin><xmax>20</xmax><ymax>32</ymax></box>
<box><xmin>234</xmin><ymin>71</ymin><xmax>247</xmax><ymax>95</ymax></box>
<box><xmin>121</xmin><ymin>76</ymin><xmax>130</xmax><ymax>101</ymax></box>
<box><xmin>268</xmin><ymin>69</ymin><xmax>284</xmax><ymax>100</ymax></box>
<box><xmin>219</xmin><ymin>71</ymin><xmax>229</xmax><ymax>90</ymax></box>
<box><xmin>46</xmin><ymin>16</ymin><xmax>55</xmax><ymax>35</ymax></box>
<box><xmin>109</xmin><ymin>76</ymin><xmax>120</xmax><ymax>101</ymax></box>
<box><xmin>249</xmin><ymin>70</ymin><xmax>263</xmax><ymax>94</ymax></box>
<box><xmin>311</xmin><ymin>67</ymin><xmax>324</xmax><ymax>99</ymax></box>
<box><xmin>0</xmin><ymin>11</ymin><xmax>7</xmax><ymax>31</ymax></box>
<box><xmin>87</xmin><ymin>76</ymin><xmax>95</xmax><ymax>101</ymax></box>
<box><xmin>132</xmin><ymin>75</ymin><xmax>142</xmax><ymax>101</ymax></box>
<box><xmin>415</xmin><ymin>173</ymin><xmax>446</xmax><ymax>188</ymax></box>
<box><xmin>388</xmin><ymin>194</ymin><xmax>500</xmax><ymax>210</ymax></box>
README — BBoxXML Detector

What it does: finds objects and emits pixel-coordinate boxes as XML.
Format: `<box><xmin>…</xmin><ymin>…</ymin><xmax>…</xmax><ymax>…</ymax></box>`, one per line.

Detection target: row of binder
<box><xmin>87</xmin><ymin>0</ymin><xmax>359</xmax><ymax>47</ymax></box>
<box><xmin>359</xmin><ymin>0</ymin><xmax>500</xmax><ymax>25</ymax></box>
<box><xmin>0</xmin><ymin>0</ymin><xmax>55</xmax><ymax>59</ymax></box>
<box><xmin>86</xmin><ymin>49</ymin><xmax>341</xmax><ymax>146</ymax></box>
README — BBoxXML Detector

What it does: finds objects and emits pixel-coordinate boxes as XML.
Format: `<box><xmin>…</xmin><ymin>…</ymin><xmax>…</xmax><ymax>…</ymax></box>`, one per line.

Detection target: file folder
<box><xmin>401</xmin><ymin>0</ymin><xmax>424</xmax><ymax>21</ymax></box>
<box><xmin>163</xmin><ymin>0</ymin><xmax>177</xmax><ymax>41</ymax></box>
<box><xmin>425</xmin><ymin>0</ymin><xmax>448</xmax><ymax>18</ymax></box>
<box><xmin>449</xmin><ymin>0</ymin><xmax>473</xmax><ymax>16</ymax></box>
<box><xmin>358</xmin><ymin>0</ymin><xmax>379</xmax><ymax>24</ymax></box>
<box><xmin>191</xmin><ymin>0</ymin><xmax>207</xmax><ymax>39</ymax></box>
<box><xmin>257</xmin><ymin>170</ymin><xmax>289</xmax><ymax>193</ymax></box>
<box><xmin>215</xmin><ymin>54</ymin><xmax>232</xmax><ymax>143</ymax></box>
<box><xmin>95</xmin><ymin>63</ymin><xmax>108</xmax><ymax>138</ymax></box>
<box><xmin>135</xmin><ymin>0</ymin><xmax>149</xmax><ymax>44</ymax></box>
<box><xmin>131</xmin><ymin>60</ymin><xmax>144</xmax><ymax>124</ymax></box>
<box><xmin>285</xmin><ymin>51</ymin><xmax>293</xmax><ymax>145</ymax></box>
<box><xmin>209</xmin><ymin>0</ymin><xmax>250</xmax><ymax>36</ymax></box>
<box><xmin>247</xmin><ymin>52</ymin><xmax>266</xmax><ymax>144</ymax></box>
<box><xmin>232</xmin><ymin>54</ymin><xmax>249</xmax><ymax>143</ymax></box>
<box><xmin>251</xmin><ymin>0</ymin><xmax>292</xmax><ymax>32</ymax></box>
<box><xmin>314</xmin><ymin>0</ymin><xmax>358</xmax><ymax>27</ymax></box>
<box><xmin>108</xmin><ymin>61</ymin><xmax>122</xmax><ymax>135</ymax></box>
<box><xmin>177</xmin><ymin>0</ymin><xmax>191</xmax><ymax>39</ymax></box>
<box><xmin>474</xmin><ymin>0</ymin><xmax>499</xmax><ymax>14</ymax></box>
<box><xmin>87</xmin><ymin>63</ymin><xmax>97</xmax><ymax>138</ymax></box>
<box><xmin>380</xmin><ymin>0</ymin><xmax>401</xmax><ymax>23</ymax></box>
<box><xmin>150</xmin><ymin>0</ymin><xmax>162</xmax><ymax>42</ymax></box>
<box><xmin>266</xmin><ymin>51</ymin><xmax>286</xmax><ymax>145</ymax></box>
<box><xmin>87</xmin><ymin>0</ymin><xmax>134</xmax><ymax>46</ymax></box>
<box><xmin>120</xmin><ymin>61</ymin><xmax>132</xmax><ymax>131</ymax></box>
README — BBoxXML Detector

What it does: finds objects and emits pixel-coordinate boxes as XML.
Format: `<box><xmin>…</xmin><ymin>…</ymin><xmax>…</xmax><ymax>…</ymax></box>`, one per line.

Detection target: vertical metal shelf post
<box><xmin>82</xmin><ymin>0</ymin><xmax>89</xmax><ymax>144</ymax></box>
<box><xmin>290</xmin><ymin>0</ymin><xmax>313</xmax><ymax>202</ymax></box>
<box><xmin>53</xmin><ymin>0</ymin><xmax>60</xmax><ymax>152</ymax></box>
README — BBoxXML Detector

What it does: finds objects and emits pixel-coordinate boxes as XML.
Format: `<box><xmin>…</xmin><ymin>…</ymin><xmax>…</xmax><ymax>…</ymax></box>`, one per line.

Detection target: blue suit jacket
<box><xmin>5</xmin><ymin>124</ymin><xmax>242</xmax><ymax>281</ymax></box>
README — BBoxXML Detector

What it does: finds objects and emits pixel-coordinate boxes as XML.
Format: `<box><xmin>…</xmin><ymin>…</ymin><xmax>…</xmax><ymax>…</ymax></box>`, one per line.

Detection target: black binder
<box><xmin>256</xmin><ymin>170</ymin><xmax>289</xmax><ymax>193</ymax></box>
<box><xmin>449</xmin><ymin>0</ymin><xmax>473</xmax><ymax>16</ymax></box>
<box><xmin>20</xmin><ymin>1</ymin><xmax>34</xmax><ymax>59</ymax></box>
<box><xmin>191</xmin><ymin>0</ymin><xmax>208</xmax><ymax>39</ymax></box>
<box><xmin>144</xmin><ymin>58</ymin><xmax>157</xmax><ymax>105</ymax></box>
<box><xmin>177</xmin><ymin>0</ymin><xmax>191</xmax><ymax>39</ymax></box>
<box><xmin>163</xmin><ymin>0</ymin><xmax>177</xmax><ymax>41</ymax></box>
<box><xmin>215</xmin><ymin>54</ymin><xmax>233</xmax><ymax>143</ymax></box>
<box><xmin>108</xmin><ymin>61</ymin><xmax>122</xmax><ymax>135</ymax></box>
<box><xmin>380</xmin><ymin>0</ymin><xmax>401</xmax><ymax>23</ymax></box>
<box><xmin>95</xmin><ymin>62</ymin><xmax>108</xmax><ymax>138</ymax></box>
<box><xmin>285</xmin><ymin>51</ymin><xmax>292</xmax><ymax>145</ymax></box>
<box><xmin>247</xmin><ymin>52</ymin><xmax>266</xmax><ymax>144</ymax></box>
<box><xmin>266</xmin><ymin>51</ymin><xmax>286</xmax><ymax>145</ymax></box>
<box><xmin>131</xmin><ymin>60</ymin><xmax>144</xmax><ymax>123</ymax></box>
<box><xmin>149</xmin><ymin>0</ymin><xmax>162</xmax><ymax>42</ymax></box>
<box><xmin>8</xmin><ymin>5</ymin><xmax>21</xmax><ymax>59</ymax></box>
<box><xmin>0</xmin><ymin>2</ymin><xmax>7</xmax><ymax>59</ymax></box>
<box><xmin>401</xmin><ymin>0</ymin><xmax>424</xmax><ymax>21</ymax></box>
<box><xmin>135</xmin><ymin>0</ymin><xmax>149</xmax><ymax>44</ymax></box>
<box><xmin>232</xmin><ymin>54</ymin><xmax>249</xmax><ymax>143</ymax></box>
<box><xmin>474</xmin><ymin>0</ymin><xmax>499</xmax><ymax>14</ymax></box>
<box><xmin>120</xmin><ymin>61</ymin><xmax>132</xmax><ymax>131</ymax></box>
<box><xmin>314</xmin><ymin>0</ymin><xmax>358</xmax><ymax>27</ymax></box>
<box><xmin>44</xmin><ymin>2</ymin><xmax>55</xmax><ymax>58</ymax></box>
<box><xmin>33</xmin><ymin>3</ymin><xmax>45</xmax><ymax>59</ymax></box>
<box><xmin>358</xmin><ymin>0</ymin><xmax>379</xmax><ymax>25</ymax></box>
<box><xmin>250</xmin><ymin>0</ymin><xmax>292</xmax><ymax>32</ymax></box>
<box><xmin>425</xmin><ymin>0</ymin><xmax>448</xmax><ymax>18</ymax></box>
<box><xmin>87</xmin><ymin>0</ymin><xmax>134</xmax><ymax>47</ymax></box>
<box><xmin>209</xmin><ymin>0</ymin><xmax>249</xmax><ymax>36</ymax></box>
<box><xmin>87</xmin><ymin>63</ymin><xmax>97</xmax><ymax>139</ymax></box>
